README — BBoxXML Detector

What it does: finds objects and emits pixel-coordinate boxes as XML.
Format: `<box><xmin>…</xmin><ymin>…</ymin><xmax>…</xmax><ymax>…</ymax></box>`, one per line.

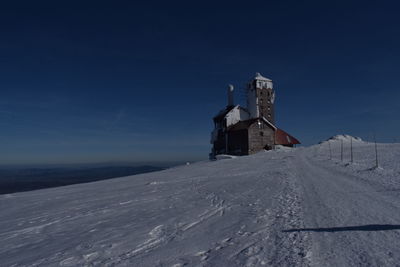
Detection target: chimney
<box><xmin>227</xmin><ymin>84</ymin><xmax>234</xmax><ymax>107</ymax></box>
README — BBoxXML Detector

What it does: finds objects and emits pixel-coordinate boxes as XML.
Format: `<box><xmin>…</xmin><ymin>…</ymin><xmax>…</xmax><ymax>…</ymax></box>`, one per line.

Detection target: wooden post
<box><xmin>328</xmin><ymin>141</ymin><xmax>332</xmax><ymax>160</ymax></box>
<box><xmin>350</xmin><ymin>137</ymin><xmax>353</xmax><ymax>163</ymax></box>
<box><xmin>341</xmin><ymin>139</ymin><xmax>343</xmax><ymax>162</ymax></box>
<box><xmin>374</xmin><ymin>134</ymin><xmax>379</xmax><ymax>168</ymax></box>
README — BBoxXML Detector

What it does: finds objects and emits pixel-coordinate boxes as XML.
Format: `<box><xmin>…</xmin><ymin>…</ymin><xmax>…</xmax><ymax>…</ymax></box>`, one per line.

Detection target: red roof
<box><xmin>275</xmin><ymin>128</ymin><xmax>301</xmax><ymax>145</ymax></box>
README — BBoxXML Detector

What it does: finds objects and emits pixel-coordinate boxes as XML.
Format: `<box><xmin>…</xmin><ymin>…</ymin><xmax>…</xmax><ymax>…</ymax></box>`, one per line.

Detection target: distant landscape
<box><xmin>0</xmin><ymin>165</ymin><xmax>168</xmax><ymax>194</ymax></box>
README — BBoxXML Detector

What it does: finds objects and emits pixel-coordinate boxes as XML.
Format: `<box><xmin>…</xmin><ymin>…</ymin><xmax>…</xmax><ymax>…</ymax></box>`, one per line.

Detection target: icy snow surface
<box><xmin>2</xmin><ymin>140</ymin><xmax>400</xmax><ymax>266</ymax></box>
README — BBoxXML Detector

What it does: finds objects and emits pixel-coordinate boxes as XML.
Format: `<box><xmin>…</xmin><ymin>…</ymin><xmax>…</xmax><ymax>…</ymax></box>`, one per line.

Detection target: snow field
<box><xmin>1</xmin><ymin>138</ymin><xmax>400</xmax><ymax>266</ymax></box>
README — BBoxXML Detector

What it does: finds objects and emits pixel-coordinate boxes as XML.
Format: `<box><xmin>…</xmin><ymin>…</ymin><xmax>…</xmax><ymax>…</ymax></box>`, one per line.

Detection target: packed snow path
<box><xmin>292</xmin><ymin>154</ymin><xmax>400</xmax><ymax>266</ymax></box>
<box><xmin>1</xmin><ymin>142</ymin><xmax>400</xmax><ymax>266</ymax></box>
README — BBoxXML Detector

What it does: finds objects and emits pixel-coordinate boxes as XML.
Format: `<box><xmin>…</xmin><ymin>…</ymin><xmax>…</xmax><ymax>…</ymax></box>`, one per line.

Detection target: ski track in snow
<box><xmin>1</xmin><ymin>142</ymin><xmax>400</xmax><ymax>266</ymax></box>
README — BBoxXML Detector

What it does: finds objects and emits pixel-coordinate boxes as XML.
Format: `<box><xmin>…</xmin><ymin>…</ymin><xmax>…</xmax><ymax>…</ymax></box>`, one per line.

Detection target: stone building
<box><xmin>210</xmin><ymin>73</ymin><xmax>300</xmax><ymax>157</ymax></box>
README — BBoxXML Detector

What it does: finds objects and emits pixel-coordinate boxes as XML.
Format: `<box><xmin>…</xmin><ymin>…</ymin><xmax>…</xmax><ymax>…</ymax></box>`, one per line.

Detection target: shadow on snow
<box><xmin>283</xmin><ymin>224</ymin><xmax>400</xmax><ymax>233</ymax></box>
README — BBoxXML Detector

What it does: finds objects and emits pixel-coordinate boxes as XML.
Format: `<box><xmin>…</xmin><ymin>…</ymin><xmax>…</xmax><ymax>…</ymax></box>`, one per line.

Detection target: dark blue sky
<box><xmin>1</xmin><ymin>1</ymin><xmax>400</xmax><ymax>165</ymax></box>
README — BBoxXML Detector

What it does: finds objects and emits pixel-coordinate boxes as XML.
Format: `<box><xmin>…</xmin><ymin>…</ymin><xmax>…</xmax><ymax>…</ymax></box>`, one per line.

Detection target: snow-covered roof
<box><xmin>260</xmin><ymin>116</ymin><xmax>277</xmax><ymax>130</ymax></box>
<box><xmin>228</xmin><ymin>117</ymin><xmax>276</xmax><ymax>131</ymax></box>
<box><xmin>213</xmin><ymin>105</ymin><xmax>249</xmax><ymax>121</ymax></box>
<box><xmin>213</xmin><ymin>106</ymin><xmax>235</xmax><ymax>120</ymax></box>
<box><xmin>254</xmin><ymin>72</ymin><xmax>272</xmax><ymax>82</ymax></box>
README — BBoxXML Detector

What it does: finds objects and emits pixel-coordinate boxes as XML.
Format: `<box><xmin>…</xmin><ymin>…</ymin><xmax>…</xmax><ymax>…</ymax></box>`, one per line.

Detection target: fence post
<box><xmin>328</xmin><ymin>141</ymin><xmax>332</xmax><ymax>160</ymax></box>
<box><xmin>374</xmin><ymin>134</ymin><xmax>379</xmax><ymax>168</ymax></box>
<box><xmin>341</xmin><ymin>139</ymin><xmax>343</xmax><ymax>162</ymax></box>
<box><xmin>350</xmin><ymin>137</ymin><xmax>353</xmax><ymax>163</ymax></box>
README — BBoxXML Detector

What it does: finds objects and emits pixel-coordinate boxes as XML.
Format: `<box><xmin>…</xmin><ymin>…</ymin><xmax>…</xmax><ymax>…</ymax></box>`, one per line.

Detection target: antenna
<box><xmin>227</xmin><ymin>84</ymin><xmax>234</xmax><ymax>106</ymax></box>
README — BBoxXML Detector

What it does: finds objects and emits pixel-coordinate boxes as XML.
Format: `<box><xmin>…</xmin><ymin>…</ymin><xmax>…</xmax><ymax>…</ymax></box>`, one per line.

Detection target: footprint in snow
<box><xmin>59</xmin><ymin>257</ymin><xmax>80</xmax><ymax>266</ymax></box>
<box><xmin>195</xmin><ymin>250</ymin><xmax>211</xmax><ymax>261</ymax></box>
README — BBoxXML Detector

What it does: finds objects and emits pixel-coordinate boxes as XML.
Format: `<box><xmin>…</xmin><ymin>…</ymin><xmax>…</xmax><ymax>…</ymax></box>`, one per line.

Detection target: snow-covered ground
<box><xmin>1</xmin><ymin>137</ymin><xmax>400</xmax><ymax>266</ymax></box>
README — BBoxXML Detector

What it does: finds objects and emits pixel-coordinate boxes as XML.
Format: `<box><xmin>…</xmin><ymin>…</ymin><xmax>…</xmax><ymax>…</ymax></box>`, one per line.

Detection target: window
<box><xmin>260</xmin><ymin>131</ymin><xmax>264</xmax><ymax>136</ymax></box>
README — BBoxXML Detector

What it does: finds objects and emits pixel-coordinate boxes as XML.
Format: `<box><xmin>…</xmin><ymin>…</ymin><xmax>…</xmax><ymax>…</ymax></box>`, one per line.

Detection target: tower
<box><xmin>246</xmin><ymin>72</ymin><xmax>275</xmax><ymax>124</ymax></box>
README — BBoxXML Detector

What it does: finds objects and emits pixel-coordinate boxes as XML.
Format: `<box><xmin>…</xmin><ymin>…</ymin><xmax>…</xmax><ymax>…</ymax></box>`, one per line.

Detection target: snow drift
<box><xmin>320</xmin><ymin>134</ymin><xmax>363</xmax><ymax>144</ymax></box>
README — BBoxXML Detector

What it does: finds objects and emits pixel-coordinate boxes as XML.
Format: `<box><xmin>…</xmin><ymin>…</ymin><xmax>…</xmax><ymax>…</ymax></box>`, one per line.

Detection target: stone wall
<box><xmin>248</xmin><ymin>121</ymin><xmax>275</xmax><ymax>154</ymax></box>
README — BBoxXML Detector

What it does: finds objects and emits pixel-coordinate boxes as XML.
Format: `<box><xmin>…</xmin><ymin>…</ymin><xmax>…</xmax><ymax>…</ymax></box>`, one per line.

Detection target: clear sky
<box><xmin>1</xmin><ymin>0</ymin><xmax>400</xmax><ymax>165</ymax></box>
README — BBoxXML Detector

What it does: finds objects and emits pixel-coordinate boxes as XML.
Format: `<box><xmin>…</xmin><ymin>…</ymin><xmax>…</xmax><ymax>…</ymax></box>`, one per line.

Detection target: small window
<box><xmin>260</xmin><ymin>131</ymin><xmax>264</xmax><ymax>136</ymax></box>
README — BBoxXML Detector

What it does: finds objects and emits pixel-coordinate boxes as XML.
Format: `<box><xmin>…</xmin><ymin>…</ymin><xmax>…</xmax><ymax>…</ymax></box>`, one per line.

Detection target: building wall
<box><xmin>227</xmin><ymin>130</ymin><xmax>248</xmax><ymax>155</ymax></box>
<box><xmin>248</xmin><ymin>121</ymin><xmax>275</xmax><ymax>154</ymax></box>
